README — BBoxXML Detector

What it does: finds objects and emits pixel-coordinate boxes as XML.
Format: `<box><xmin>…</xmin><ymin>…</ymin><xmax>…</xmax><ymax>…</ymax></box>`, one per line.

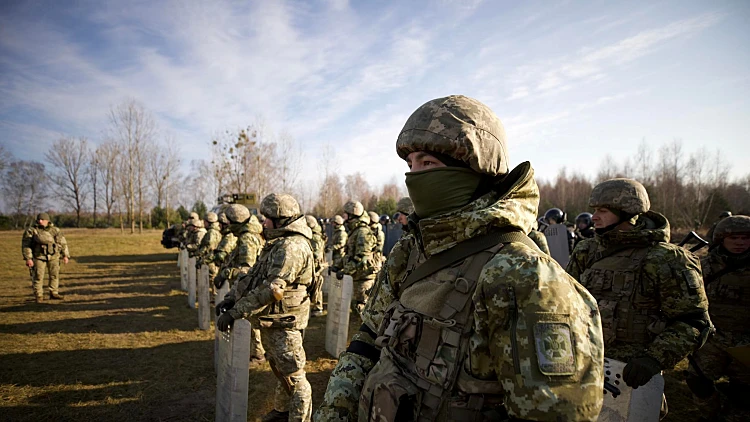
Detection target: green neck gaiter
<box><xmin>405</xmin><ymin>167</ymin><xmax>484</xmax><ymax>218</ymax></box>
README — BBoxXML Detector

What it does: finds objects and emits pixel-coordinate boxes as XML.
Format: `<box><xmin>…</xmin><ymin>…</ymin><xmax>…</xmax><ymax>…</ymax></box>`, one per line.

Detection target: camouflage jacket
<box><xmin>567</xmin><ymin>211</ymin><xmax>711</xmax><ymax>369</ymax></box>
<box><xmin>329</xmin><ymin>225</ymin><xmax>347</xmax><ymax>269</ymax></box>
<box><xmin>316</xmin><ymin>163</ymin><xmax>604</xmax><ymax>421</ymax></box>
<box><xmin>342</xmin><ymin>218</ymin><xmax>379</xmax><ymax>280</ymax></box>
<box><xmin>527</xmin><ymin>229</ymin><xmax>550</xmax><ymax>255</ymax></box>
<box><xmin>227</xmin><ymin>217</ymin><xmax>314</xmax><ymax>329</ymax></box>
<box><xmin>701</xmin><ymin>246</ymin><xmax>750</xmax><ymax>337</ymax></box>
<box><xmin>370</xmin><ymin>222</ymin><xmax>385</xmax><ymax>255</ymax></box>
<box><xmin>22</xmin><ymin>223</ymin><xmax>69</xmax><ymax>261</ymax></box>
<box><xmin>185</xmin><ymin>227</ymin><xmax>207</xmax><ymax>256</ymax></box>
<box><xmin>310</xmin><ymin>225</ymin><xmax>326</xmax><ymax>272</ymax></box>
<box><xmin>197</xmin><ymin>222</ymin><xmax>222</xmax><ymax>261</ymax></box>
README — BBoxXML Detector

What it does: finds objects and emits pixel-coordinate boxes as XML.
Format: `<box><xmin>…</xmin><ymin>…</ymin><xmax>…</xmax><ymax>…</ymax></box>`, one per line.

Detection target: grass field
<box><xmin>0</xmin><ymin>229</ymin><xmax>702</xmax><ymax>421</ymax></box>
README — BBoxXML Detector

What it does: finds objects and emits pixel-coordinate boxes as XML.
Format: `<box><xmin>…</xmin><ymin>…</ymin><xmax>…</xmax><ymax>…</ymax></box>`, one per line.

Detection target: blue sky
<box><xmin>1</xmin><ymin>0</ymin><xmax>748</xmax><ymax>191</ymax></box>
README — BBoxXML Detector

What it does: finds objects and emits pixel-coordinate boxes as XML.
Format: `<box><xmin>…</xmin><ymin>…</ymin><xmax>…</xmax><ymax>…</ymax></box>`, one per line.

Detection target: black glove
<box><xmin>336</xmin><ymin>270</ymin><xmax>344</xmax><ymax>280</ymax></box>
<box><xmin>216</xmin><ymin>312</ymin><xmax>235</xmax><ymax>332</ymax></box>
<box><xmin>213</xmin><ymin>277</ymin><xmax>226</xmax><ymax>290</ymax></box>
<box><xmin>623</xmin><ymin>356</ymin><xmax>661</xmax><ymax>388</ymax></box>
<box><xmin>215</xmin><ymin>299</ymin><xmax>235</xmax><ymax>316</ymax></box>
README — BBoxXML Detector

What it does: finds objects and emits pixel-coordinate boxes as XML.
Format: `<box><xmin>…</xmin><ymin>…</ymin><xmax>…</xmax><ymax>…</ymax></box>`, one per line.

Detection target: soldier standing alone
<box><xmin>22</xmin><ymin>212</ymin><xmax>70</xmax><ymax>303</ymax></box>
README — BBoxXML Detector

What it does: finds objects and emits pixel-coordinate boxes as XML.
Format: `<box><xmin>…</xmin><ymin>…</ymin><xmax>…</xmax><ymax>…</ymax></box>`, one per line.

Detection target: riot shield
<box><xmin>198</xmin><ymin>265</ymin><xmax>210</xmax><ymax>330</ymax></box>
<box><xmin>215</xmin><ymin>319</ymin><xmax>251</xmax><ymax>422</ymax></box>
<box><xmin>187</xmin><ymin>256</ymin><xmax>197</xmax><ymax>309</ymax></box>
<box><xmin>325</xmin><ymin>274</ymin><xmax>353</xmax><ymax>358</ymax></box>
<box><xmin>323</xmin><ymin>251</ymin><xmax>333</xmax><ymax>295</ymax></box>
<box><xmin>214</xmin><ymin>282</ymin><xmax>231</xmax><ymax>370</ymax></box>
<box><xmin>543</xmin><ymin>224</ymin><xmax>570</xmax><ymax>267</ymax></box>
<box><xmin>180</xmin><ymin>249</ymin><xmax>188</xmax><ymax>291</ymax></box>
<box><xmin>599</xmin><ymin>358</ymin><xmax>665</xmax><ymax>421</ymax></box>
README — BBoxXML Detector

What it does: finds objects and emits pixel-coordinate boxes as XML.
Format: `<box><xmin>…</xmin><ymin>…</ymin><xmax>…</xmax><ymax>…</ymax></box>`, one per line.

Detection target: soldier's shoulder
<box><xmin>571</xmin><ymin>237</ymin><xmax>596</xmax><ymax>256</ymax></box>
<box><xmin>482</xmin><ymin>240</ymin><xmax>564</xmax><ymax>282</ymax></box>
<box><xmin>647</xmin><ymin>241</ymin><xmax>698</xmax><ymax>265</ymax></box>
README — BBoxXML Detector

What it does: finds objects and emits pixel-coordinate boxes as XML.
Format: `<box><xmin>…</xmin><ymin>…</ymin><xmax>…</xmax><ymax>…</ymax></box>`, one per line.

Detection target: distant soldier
<box><xmin>216</xmin><ymin>194</ymin><xmax>314</xmax><ymax>422</ymax></box>
<box><xmin>567</xmin><ymin>178</ymin><xmax>712</xmax><ymax>414</ymax></box>
<box><xmin>336</xmin><ymin>201</ymin><xmax>379</xmax><ymax>314</ymax></box>
<box><xmin>368</xmin><ymin>211</ymin><xmax>385</xmax><ymax>257</ymax></box>
<box><xmin>688</xmin><ymin>215</ymin><xmax>750</xmax><ymax>421</ymax></box>
<box><xmin>327</xmin><ymin>215</ymin><xmax>347</xmax><ymax>270</ymax></box>
<box><xmin>306</xmin><ymin>215</ymin><xmax>326</xmax><ymax>318</ymax></box>
<box><xmin>184</xmin><ymin>218</ymin><xmax>206</xmax><ymax>258</ymax></box>
<box><xmin>210</xmin><ymin>212</ymin><xmax>237</xmax><ymax>290</ymax></box>
<box><xmin>394</xmin><ymin>196</ymin><xmax>413</xmax><ymax>232</ymax></box>
<box><xmin>706</xmin><ymin>211</ymin><xmax>733</xmax><ymax>248</ymax></box>
<box><xmin>574</xmin><ymin>212</ymin><xmax>595</xmax><ymax>247</ymax></box>
<box><xmin>544</xmin><ymin>207</ymin><xmax>575</xmax><ymax>253</ymax></box>
<box><xmin>196</xmin><ymin>212</ymin><xmax>222</xmax><ymax>286</ymax></box>
<box><xmin>22</xmin><ymin>212</ymin><xmax>70</xmax><ymax>303</ymax></box>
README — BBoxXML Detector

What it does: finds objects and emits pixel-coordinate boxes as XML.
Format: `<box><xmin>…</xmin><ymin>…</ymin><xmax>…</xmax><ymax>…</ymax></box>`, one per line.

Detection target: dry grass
<box><xmin>0</xmin><ymin>229</ymin><xmax>700</xmax><ymax>421</ymax></box>
<box><xmin>0</xmin><ymin>229</ymin><xmax>351</xmax><ymax>421</ymax></box>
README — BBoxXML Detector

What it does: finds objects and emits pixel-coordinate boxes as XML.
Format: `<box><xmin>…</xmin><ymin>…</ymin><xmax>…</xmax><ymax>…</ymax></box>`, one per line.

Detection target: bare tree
<box><xmin>148</xmin><ymin>136</ymin><xmax>182</xmax><ymax>223</ymax></box>
<box><xmin>277</xmin><ymin>131</ymin><xmax>303</xmax><ymax>194</ymax></box>
<box><xmin>314</xmin><ymin>174</ymin><xmax>345</xmax><ymax>217</ymax></box>
<box><xmin>95</xmin><ymin>141</ymin><xmax>120</xmax><ymax>225</ymax></box>
<box><xmin>89</xmin><ymin>149</ymin><xmax>100</xmax><ymax>227</ymax></box>
<box><xmin>108</xmin><ymin>99</ymin><xmax>156</xmax><ymax>233</ymax></box>
<box><xmin>1</xmin><ymin>161</ymin><xmax>48</xmax><ymax>228</ymax></box>
<box><xmin>0</xmin><ymin>145</ymin><xmax>11</xmax><ymax>172</ymax></box>
<box><xmin>45</xmin><ymin>137</ymin><xmax>90</xmax><ymax>227</ymax></box>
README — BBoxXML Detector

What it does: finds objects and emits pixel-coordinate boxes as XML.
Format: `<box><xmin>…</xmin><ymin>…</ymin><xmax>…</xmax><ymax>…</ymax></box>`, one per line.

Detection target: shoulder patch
<box><xmin>534</xmin><ymin>320</ymin><xmax>576</xmax><ymax>375</ymax></box>
<box><xmin>682</xmin><ymin>268</ymin><xmax>702</xmax><ymax>295</ymax></box>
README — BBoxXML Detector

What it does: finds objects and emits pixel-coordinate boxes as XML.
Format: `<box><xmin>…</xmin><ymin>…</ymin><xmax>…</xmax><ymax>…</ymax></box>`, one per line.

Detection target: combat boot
<box><xmin>49</xmin><ymin>292</ymin><xmax>64</xmax><ymax>300</ymax></box>
<box><xmin>260</xmin><ymin>409</ymin><xmax>289</xmax><ymax>422</ymax></box>
<box><xmin>35</xmin><ymin>295</ymin><xmax>44</xmax><ymax>304</ymax></box>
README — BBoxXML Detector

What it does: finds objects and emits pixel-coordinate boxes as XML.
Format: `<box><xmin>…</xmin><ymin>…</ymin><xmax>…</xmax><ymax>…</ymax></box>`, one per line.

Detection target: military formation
<box><xmin>23</xmin><ymin>94</ymin><xmax>748</xmax><ymax>422</ymax></box>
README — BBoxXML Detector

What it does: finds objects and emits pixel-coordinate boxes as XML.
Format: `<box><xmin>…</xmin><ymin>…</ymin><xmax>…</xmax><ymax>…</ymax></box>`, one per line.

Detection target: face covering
<box><xmin>405</xmin><ymin>167</ymin><xmax>484</xmax><ymax>218</ymax></box>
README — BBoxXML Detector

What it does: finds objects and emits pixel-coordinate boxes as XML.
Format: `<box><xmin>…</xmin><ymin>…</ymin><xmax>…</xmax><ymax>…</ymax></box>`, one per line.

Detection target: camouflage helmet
<box><xmin>218</xmin><ymin>212</ymin><xmax>229</xmax><ymax>225</ymax></box>
<box><xmin>260</xmin><ymin>193</ymin><xmax>301</xmax><ymax>219</ymax></box>
<box><xmin>225</xmin><ymin>204</ymin><xmax>251</xmax><ymax>224</ymax></box>
<box><xmin>589</xmin><ymin>178</ymin><xmax>650</xmax><ymax>215</ymax></box>
<box><xmin>189</xmin><ymin>212</ymin><xmax>200</xmax><ymax>221</ymax></box>
<box><xmin>36</xmin><ymin>212</ymin><xmax>51</xmax><ymax>221</ymax></box>
<box><xmin>305</xmin><ymin>215</ymin><xmax>319</xmax><ymax>229</ymax></box>
<box><xmin>397</xmin><ymin>197</ymin><xmax>414</xmax><ymax>215</ymax></box>
<box><xmin>368</xmin><ymin>211</ymin><xmax>380</xmax><ymax>224</ymax></box>
<box><xmin>713</xmin><ymin>215</ymin><xmax>750</xmax><ymax>241</ymax></box>
<box><xmin>205</xmin><ymin>212</ymin><xmax>218</xmax><ymax>223</ymax></box>
<box><xmin>396</xmin><ymin>95</ymin><xmax>509</xmax><ymax>177</ymax></box>
<box><xmin>333</xmin><ymin>215</ymin><xmax>345</xmax><ymax>225</ymax></box>
<box><xmin>343</xmin><ymin>200</ymin><xmax>364</xmax><ymax>217</ymax></box>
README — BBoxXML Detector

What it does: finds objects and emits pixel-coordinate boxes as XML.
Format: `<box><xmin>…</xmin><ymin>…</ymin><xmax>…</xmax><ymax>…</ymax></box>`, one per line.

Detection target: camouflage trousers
<box><xmin>313</xmin><ymin>276</ymin><xmax>324</xmax><ymax>313</ymax></box>
<box><xmin>262</xmin><ymin>327</ymin><xmax>312</xmax><ymax>422</ymax></box>
<box><xmin>251</xmin><ymin>326</ymin><xmax>265</xmax><ymax>359</ymax></box>
<box><xmin>31</xmin><ymin>257</ymin><xmax>60</xmax><ymax>297</ymax></box>
<box><xmin>351</xmin><ymin>278</ymin><xmax>375</xmax><ymax>315</ymax></box>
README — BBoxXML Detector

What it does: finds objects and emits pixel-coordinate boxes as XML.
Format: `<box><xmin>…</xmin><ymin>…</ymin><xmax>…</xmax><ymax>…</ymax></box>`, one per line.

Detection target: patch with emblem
<box><xmin>682</xmin><ymin>269</ymin><xmax>702</xmax><ymax>295</ymax></box>
<box><xmin>534</xmin><ymin>322</ymin><xmax>576</xmax><ymax>375</ymax></box>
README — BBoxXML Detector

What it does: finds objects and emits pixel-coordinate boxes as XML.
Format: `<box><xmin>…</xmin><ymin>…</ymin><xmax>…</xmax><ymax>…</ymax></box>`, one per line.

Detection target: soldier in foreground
<box><xmin>567</xmin><ymin>178</ymin><xmax>712</xmax><ymax>415</ymax></box>
<box><xmin>337</xmin><ymin>201</ymin><xmax>379</xmax><ymax>314</ymax></box>
<box><xmin>216</xmin><ymin>194</ymin><xmax>314</xmax><ymax>422</ymax></box>
<box><xmin>22</xmin><ymin>212</ymin><xmax>70</xmax><ymax>303</ymax></box>
<box><xmin>688</xmin><ymin>215</ymin><xmax>750</xmax><ymax>421</ymax></box>
<box><xmin>306</xmin><ymin>215</ymin><xmax>327</xmax><ymax>317</ymax></box>
<box><xmin>327</xmin><ymin>215</ymin><xmax>347</xmax><ymax>271</ymax></box>
<box><xmin>316</xmin><ymin>95</ymin><xmax>604</xmax><ymax>421</ymax></box>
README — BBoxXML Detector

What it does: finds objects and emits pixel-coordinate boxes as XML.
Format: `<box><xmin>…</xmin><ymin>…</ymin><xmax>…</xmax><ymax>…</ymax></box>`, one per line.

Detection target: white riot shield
<box><xmin>543</xmin><ymin>224</ymin><xmax>570</xmax><ymax>267</ymax></box>
<box><xmin>177</xmin><ymin>249</ymin><xmax>181</xmax><ymax>268</ymax></box>
<box><xmin>323</xmin><ymin>251</ymin><xmax>333</xmax><ymax>295</ymax></box>
<box><xmin>180</xmin><ymin>249</ymin><xmax>188</xmax><ymax>290</ymax></box>
<box><xmin>599</xmin><ymin>358</ymin><xmax>665</xmax><ymax>422</ymax></box>
<box><xmin>214</xmin><ymin>282</ymin><xmax>231</xmax><ymax>370</ymax></box>
<box><xmin>187</xmin><ymin>256</ymin><xmax>197</xmax><ymax>308</ymax></box>
<box><xmin>198</xmin><ymin>265</ymin><xmax>210</xmax><ymax>330</ymax></box>
<box><xmin>215</xmin><ymin>319</ymin><xmax>251</xmax><ymax>422</ymax></box>
<box><xmin>325</xmin><ymin>274</ymin><xmax>353</xmax><ymax>358</ymax></box>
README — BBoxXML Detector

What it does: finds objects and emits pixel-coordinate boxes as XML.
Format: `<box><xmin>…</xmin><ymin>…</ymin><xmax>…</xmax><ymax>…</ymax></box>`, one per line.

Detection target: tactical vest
<box><xmin>580</xmin><ymin>244</ymin><xmax>657</xmax><ymax>346</ymax></box>
<box><xmin>346</xmin><ymin>225</ymin><xmax>379</xmax><ymax>280</ymax></box>
<box><xmin>705</xmin><ymin>266</ymin><xmax>750</xmax><ymax>336</ymax></box>
<box><xmin>32</xmin><ymin>228</ymin><xmax>60</xmax><ymax>257</ymax></box>
<box><xmin>358</xmin><ymin>232</ymin><xmax>601</xmax><ymax>421</ymax></box>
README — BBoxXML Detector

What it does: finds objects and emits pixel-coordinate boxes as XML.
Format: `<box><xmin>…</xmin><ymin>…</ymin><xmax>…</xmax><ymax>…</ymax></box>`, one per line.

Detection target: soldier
<box><xmin>574</xmin><ymin>212</ymin><xmax>595</xmax><ymax>246</ymax></box>
<box><xmin>336</xmin><ymin>201</ymin><xmax>379</xmax><ymax>314</ymax></box>
<box><xmin>544</xmin><ymin>207</ymin><xmax>575</xmax><ymax>253</ymax></box>
<box><xmin>184</xmin><ymin>218</ymin><xmax>206</xmax><ymax>258</ymax></box>
<box><xmin>368</xmin><ymin>211</ymin><xmax>385</xmax><ymax>257</ymax></box>
<box><xmin>210</xmin><ymin>212</ymin><xmax>238</xmax><ymax>291</ymax></box>
<box><xmin>327</xmin><ymin>215</ymin><xmax>347</xmax><ymax>271</ymax></box>
<box><xmin>306</xmin><ymin>215</ymin><xmax>326</xmax><ymax>318</ymax></box>
<box><xmin>687</xmin><ymin>215</ymin><xmax>750</xmax><ymax>421</ymax></box>
<box><xmin>315</xmin><ymin>95</ymin><xmax>604</xmax><ymax>421</ymax></box>
<box><xmin>527</xmin><ymin>220</ymin><xmax>551</xmax><ymax>255</ymax></box>
<box><xmin>394</xmin><ymin>197</ymin><xmax>413</xmax><ymax>232</ymax></box>
<box><xmin>196</xmin><ymin>212</ymin><xmax>223</xmax><ymax>287</ymax></box>
<box><xmin>216</xmin><ymin>194</ymin><xmax>314</xmax><ymax>422</ymax></box>
<box><xmin>706</xmin><ymin>211</ymin><xmax>733</xmax><ymax>248</ymax></box>
<box><xmin>214</xmin><ymin>204</ymin><xmax>266</xmax><ymax>364</ymax></box>
<box><xmin>22</xmin><ymin>212</ymin><xmax>70</xmax><ymax>303</ymax></box>
<box><xmin>567</xmin><ymin>178</ymin><xmax>712</xmax><ymax>414</ymax></box>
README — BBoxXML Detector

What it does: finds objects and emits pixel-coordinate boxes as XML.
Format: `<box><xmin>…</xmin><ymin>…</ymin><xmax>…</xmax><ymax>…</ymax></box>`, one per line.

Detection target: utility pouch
<box><xmin>360</xmin><ymin>354</ymin><xmax>420</xmax><ymax>422</ymax></box>
<box><xmin>258</xmin><ymin>314</ymin><xmax>297</xmax><ymax>329</ymax></box>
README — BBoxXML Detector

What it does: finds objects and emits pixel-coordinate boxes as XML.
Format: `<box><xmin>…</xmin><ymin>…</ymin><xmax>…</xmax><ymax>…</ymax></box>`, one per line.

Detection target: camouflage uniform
<box><xmin>328</xmin><ymin>216</ymin><xmax>347</xmax><ymax>270</ymax></box>
<box><xmin>527</xmin><ymin>221</ymin><xmax>551</xmax><ymax>255</ymax></box>
<box><xmin>197</xmin><ymin>214</ymin><xmax>223</xmax><ymax>283</ymax></box>
<box><xmin>307</xmin><ymin>216</ymin><xmax>327</xmax><ymax>316</ymax></box>
<box><xmin>690</xmin><ymin>216</ymin><xmax>750</xmax><ymax>421</ymax></box>
<box><xmin>185</xmin><ymin>220</ymin><xmax>207</xmax><ymax>258</ymax></box>
<box><xmin>368</xmin><ymin>211</ymin><xmax>385</xmax><ymax>257</ymax></box>
<box><xmin>342</xmin><ymin>202</ymin><xmax>380</xmax><ymax>314</ymax></box>
<box><xmin>22</xmin><ymin>217</ymin><xmax>70</xmax><ymax>300</ymax></box>
<box><xmin>223</xmin><ymin>194</ymin><xmax>314</xmax><ymax>422</ymax></box>
<box><xmin>567</xmin><ymin>179</ymin><xmax>711</xmax><ymax>400</ymax></box>
<box><xmin>316</xmin><ymin>95</ymin><xmax>604</xmax><ymax>422</ymax></box>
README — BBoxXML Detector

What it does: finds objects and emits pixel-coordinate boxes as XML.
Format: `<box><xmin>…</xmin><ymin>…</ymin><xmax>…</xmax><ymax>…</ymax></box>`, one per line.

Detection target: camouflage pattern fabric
<box><xmin>22</xmin><ymin>222</ymin><xmax>69</xmax><ymax>261</ymax></box>
<box><xmin>369</xmin><ymin>220</ymin><xmax>385</xmax><ymax>256</ymax></box>
<box><xmin>310</xmin><ymin>225</ymin><xmax>326</xmax><ymax>312</ymax></box>
<box><xmin>185</xmin><ymin>226</ymin><xmax>207</xmax><ymax>257</ymax></box>
<box><xmin>197</xmin><ymin>221</ymin><xmax>222</xmax><ymax>278</ymax></box>
<box><xmin>30</xmin><ymin>258</ymin><xmax>61</xmax><ymax>297</ymax></box>
<box><xmin>316</xmin><ymin>162</ymin><xmax>604</xmax><ymax>421</ymax></box>
<box><xmin>342</xmin><ymin>216</ymin><xmax>378</xmax><ymax>311</ymax></box>
<box><xmin>262</xmin><ymin>327</ymin><xmax>313</xmax><ymax>422</ymax></box>
<box><xmin>527</xmin><ymin>228</ymin><xmax>550</xmax><ymax>255</ymax></box>
<box><xmin>588</xmin><ymin>178</ymin><xmax>650</xmax><ymax>215</ymax></box>
<box><xmin>567</xmin><ymin>210</ymin><xmax>710</xmax><ymax>370</ymax></box>
<box><xmin>329</xmin><ymin>225</ymin><xmax>347</xmax><ymax>269</ymax></box>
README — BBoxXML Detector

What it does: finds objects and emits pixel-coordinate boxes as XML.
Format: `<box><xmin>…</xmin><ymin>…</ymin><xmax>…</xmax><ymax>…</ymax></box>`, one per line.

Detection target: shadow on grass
<box><xmin>75</xmin><ymin>253</ymin><xmax>177</xmax><ymax>265</ymax></box>
<box><xmin>0</xmin><ymin>340</ymin><xmax>215</xmax><ymax>422</ymax></box>
<box><xmin>0</xmin><ymin>293</ymin><xmax>186</xmax><ymax>314</ymax></box>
